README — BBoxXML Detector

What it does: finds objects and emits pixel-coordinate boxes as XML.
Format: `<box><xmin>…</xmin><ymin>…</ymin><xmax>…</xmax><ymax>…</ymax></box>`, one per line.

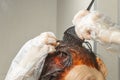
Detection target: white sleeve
<box><xmin>5</xmin><ymin>32</ymin><xmax>57</xmax><ymax>80</ymax></box>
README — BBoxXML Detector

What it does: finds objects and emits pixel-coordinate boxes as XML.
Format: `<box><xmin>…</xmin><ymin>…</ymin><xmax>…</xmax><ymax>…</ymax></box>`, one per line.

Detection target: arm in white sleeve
<box><xmin>73</xmin><ymin>10</ymin><xmax>120</xmax><ymax>44</ymax></box>
<box><xmin>5</xmin><ymin>32</ymin><xmax>57</xmax><ymax>80</ymax></box>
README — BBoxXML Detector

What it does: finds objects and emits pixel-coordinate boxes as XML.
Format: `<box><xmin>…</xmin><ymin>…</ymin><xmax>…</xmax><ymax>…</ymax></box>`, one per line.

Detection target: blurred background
<box><xmin>0</xmin><ymin>0</ymin><xmax>120</xmax><ymax>80</ymax></box>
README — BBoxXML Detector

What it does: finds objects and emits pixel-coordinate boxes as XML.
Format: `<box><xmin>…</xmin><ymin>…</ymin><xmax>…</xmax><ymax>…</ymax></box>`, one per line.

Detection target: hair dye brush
<box><xmin>87</xmin><ymin>0</ymin><xmax>95</xmax><ymax>11</ymax></box>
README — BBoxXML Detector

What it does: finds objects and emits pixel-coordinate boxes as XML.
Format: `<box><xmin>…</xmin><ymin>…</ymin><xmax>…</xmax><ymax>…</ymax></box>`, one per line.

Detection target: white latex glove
<box><xmin>73</xmin><ymin>10</ymin><xmax>120</xmax><ymax>44</ymax></box>
<box><xmin>5</xmin><ymin>32</ymin><xmax>57</xmax><ymax>80</ymax></box>
<box><xmin>65</xmin><ymin>65</ymin><xmax>105</xmax><ymax>80</ymax></box>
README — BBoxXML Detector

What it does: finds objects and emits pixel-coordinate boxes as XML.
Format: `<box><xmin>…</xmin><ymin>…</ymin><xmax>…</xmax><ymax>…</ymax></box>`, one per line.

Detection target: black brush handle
<box><xmin>87</xmin><ymin>0</ymin><xmax>95</xmax><ymax>11</ymax></box>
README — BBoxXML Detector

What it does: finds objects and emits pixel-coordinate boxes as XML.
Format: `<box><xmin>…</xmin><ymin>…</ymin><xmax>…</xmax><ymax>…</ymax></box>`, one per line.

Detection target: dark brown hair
<box><xmin>39</xmin><ymin>26</ymin><xmax>99</xmax><ymax>80</ymax></box>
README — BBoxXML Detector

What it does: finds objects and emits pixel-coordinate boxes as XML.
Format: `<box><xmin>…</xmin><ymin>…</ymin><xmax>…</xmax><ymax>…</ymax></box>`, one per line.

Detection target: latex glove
<box><xmin>5</xmin><ymin>32</ymin><xmax>57</xmax><ymax>80</ymax></box>
<box><xmin>65</xmin><ymin>65</ymin><xmax>105</xmax><ymax>80</ymax></box>
<box><xmin>73</xmin><ymin>9</ymin><xmax>89</xmax><ymax>25</ymax></box>
<box><xmin>73</xmin><ymin>10</ymin><xmax>120</xmax><ymax>44</ymax></box>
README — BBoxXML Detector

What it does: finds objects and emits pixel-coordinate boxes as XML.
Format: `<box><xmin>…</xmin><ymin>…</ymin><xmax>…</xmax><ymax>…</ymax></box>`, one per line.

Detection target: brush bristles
<box><xmin>63</xmin><ymin>26</ymin><xmax>84</xmax><ymax>46</ymax></box>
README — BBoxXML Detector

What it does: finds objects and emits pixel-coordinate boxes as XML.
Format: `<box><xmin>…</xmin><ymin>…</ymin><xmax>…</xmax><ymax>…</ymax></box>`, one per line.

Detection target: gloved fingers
<box><xmin>40</xmin><ymin>32</ymin><xmax>57</xmax><ymax>46</ymax></box>
<box><xmin>47</xmin><ymin>45</ymin><xmax>56</xmax><ymax>53</ymax></box>
<box><xmin>73</xmin><ymin>10</ymin><xmax>102</xmax><ymax>26</ymax></box>
<box><xmin>72</xmin><ymin>9</ymin><xmax>90</xmax><ymax>25</ymax></box>
<box><xmin>77</xmin><ymin>11</ymin><xmax>103</xmax><ymax>29</ymax></box>
<box><xmin>45</xmin><ymin>35</ymin><xmax>57</xmax><ymax>46</ymax></box>
<box><xmin>32</xmin><ymin>32</ymin><xmax>57</xmax><ymax>46</ymax></box>
<box><xmin>75</xmin><ymin>23</ymin><xmax>92</xmax><ymax>40</ymax></box>
<box><xmin>81</xmin><ymin>27</ymin><xmax>92</xmax><ymax>40</ymax></box>
<box><xmin>86</xmin><ymin>11</ymin><xmax>102</xmax><ymax>23</ymax></box>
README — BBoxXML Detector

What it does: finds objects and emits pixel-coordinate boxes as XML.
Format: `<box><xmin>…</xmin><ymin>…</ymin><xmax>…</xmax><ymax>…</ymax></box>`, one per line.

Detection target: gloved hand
<box><xmin>73</xmin><ymin>10</ymin><xmax>120</xmax><ymax>44</ymax></box>
<box><xmin>5</xmin><ymin>32</ymin><xmax>57</xmax><ymax>80</ymax></box>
